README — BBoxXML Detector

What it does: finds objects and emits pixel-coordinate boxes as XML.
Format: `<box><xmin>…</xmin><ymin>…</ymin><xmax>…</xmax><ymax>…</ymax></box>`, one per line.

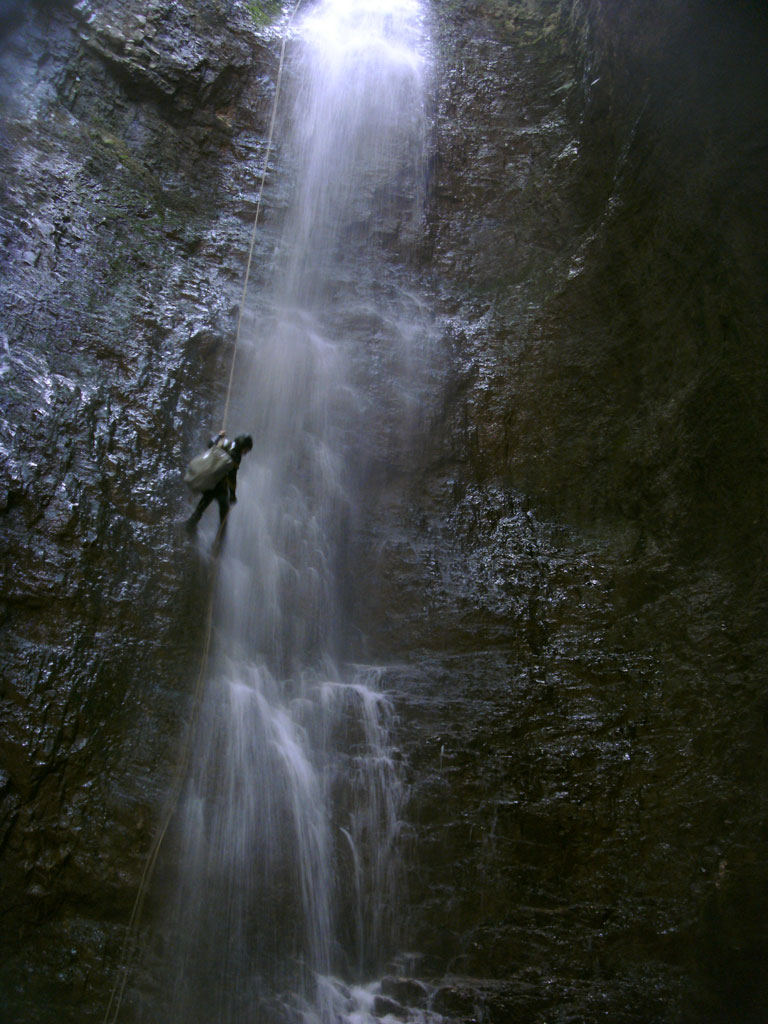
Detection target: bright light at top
<box><xmin>297</xmin><ymin>0</ymin><xmax>428</xmax><ymax>74</ymax></box>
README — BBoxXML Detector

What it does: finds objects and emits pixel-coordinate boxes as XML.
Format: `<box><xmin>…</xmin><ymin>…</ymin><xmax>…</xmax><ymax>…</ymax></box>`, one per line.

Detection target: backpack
<box><xmin>184</xmin><ymin>442</ymin><xmax>235</xmax><ymax>493</ymax></box>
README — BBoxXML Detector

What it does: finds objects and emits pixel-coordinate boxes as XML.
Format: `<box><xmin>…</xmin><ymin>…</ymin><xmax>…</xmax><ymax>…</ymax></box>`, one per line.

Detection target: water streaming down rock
<box><xmin>160</xmin><ymin>2</ymin><xmax>432</xmax><ymax>1022</ymax></box>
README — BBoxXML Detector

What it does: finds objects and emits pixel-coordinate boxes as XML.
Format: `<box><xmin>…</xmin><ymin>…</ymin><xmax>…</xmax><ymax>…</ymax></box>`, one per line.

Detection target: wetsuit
<box><xmin>186</xmin><ymin>435</ymin><xmax>248</xmax><ymax>529</ymax></box>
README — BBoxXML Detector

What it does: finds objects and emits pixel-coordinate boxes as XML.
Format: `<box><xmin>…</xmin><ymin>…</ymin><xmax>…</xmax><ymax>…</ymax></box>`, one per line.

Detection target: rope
<box><xmin>221</xmin><ymin>0</ymin><xmax>305</xmax><ymax>433</ymax></box>
<box><xmin>104</xmin><ymin>2</ymin><xmax>306</xmax><ymax>1017</ymax></box>
<box><xmin>103</xmin><ymin>540</ymin><xmax>221</xmax><ymax>1024</ymax></box>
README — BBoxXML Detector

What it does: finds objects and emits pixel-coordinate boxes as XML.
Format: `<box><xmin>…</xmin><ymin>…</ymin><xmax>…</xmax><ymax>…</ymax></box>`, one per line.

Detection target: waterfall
<box><xmin>158</xmin><ymin>2</ymin><xmax>432</xmax><ymax>1021</ymax></box>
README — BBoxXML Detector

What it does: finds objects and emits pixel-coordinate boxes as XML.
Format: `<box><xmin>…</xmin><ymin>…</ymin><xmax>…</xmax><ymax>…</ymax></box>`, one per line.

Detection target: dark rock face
<box><xmin>348</xmin><ymin>0</ymin><xmax>768</xmax><ymax>1021</ymax></box>
<box><xmin>1</xmin><ymin>0</ymin><xmax>767</xmax><ymax>1022</ymax></box>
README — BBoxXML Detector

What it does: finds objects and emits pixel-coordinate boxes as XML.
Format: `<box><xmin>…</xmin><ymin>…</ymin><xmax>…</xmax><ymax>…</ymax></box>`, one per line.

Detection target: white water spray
<box><xmin>162</xmin><ymin>1</ymin><xmax>432</xmax><ymax>1022</ymax></box>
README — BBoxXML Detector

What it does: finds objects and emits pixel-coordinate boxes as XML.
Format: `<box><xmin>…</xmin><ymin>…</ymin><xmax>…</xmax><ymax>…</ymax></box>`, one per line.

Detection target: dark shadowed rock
<box><xmin>381</xmin><ymin>974</ymin><xmax>430</xmax><ymax>1007</ymax></box>
<box><xmin>373</xmin><ymin>993</ymin><xmax>406</xmax><ymax>1018</ymax></box>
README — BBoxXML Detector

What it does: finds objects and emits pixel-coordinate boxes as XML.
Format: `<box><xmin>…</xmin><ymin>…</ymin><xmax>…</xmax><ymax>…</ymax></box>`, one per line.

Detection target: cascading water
<box><xmin>154</xmin><ymin>2</ymin><xmax>433</xmax><ymax>1022</ymax></box>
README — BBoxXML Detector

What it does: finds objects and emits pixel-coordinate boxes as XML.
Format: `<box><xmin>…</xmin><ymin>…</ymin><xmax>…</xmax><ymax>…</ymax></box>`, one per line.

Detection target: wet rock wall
<box><xmin>1</xmin><ymin>0</ymin><xmax>767</xmax><ymax>1022</ymax></box>
<box><xmin>348</xmin><ymin>0</ymin><xmax>768</xmax><ymax>1020</ymax></box>
<box><xmin>0</xmin><ymin>1</ymin><xmax>282</xmax><ymax>1019</ymax></box>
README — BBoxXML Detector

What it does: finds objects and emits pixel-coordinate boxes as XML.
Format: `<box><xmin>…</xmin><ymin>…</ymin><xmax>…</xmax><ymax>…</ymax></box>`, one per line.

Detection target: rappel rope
<box><xmin>102</xmin><ymin>552</ymin><xmax>220</xmax><ymax>1024</ymax></box>
<box><xmin>221</xmin><ymin>16</ymin><xmax>294</xmax><ymax>434</ymax></box>
<box><xmin>103</xmin><ymin>4</ymin><xmax>304</xmax><ymax>1020</ymax></box>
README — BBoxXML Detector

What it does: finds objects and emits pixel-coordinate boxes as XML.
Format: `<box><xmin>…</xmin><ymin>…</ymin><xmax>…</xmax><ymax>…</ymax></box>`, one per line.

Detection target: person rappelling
<box><xmin>184</xmin><ymin>430</ymin><xmax>253</xmax><ymax>533</ymax></box>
